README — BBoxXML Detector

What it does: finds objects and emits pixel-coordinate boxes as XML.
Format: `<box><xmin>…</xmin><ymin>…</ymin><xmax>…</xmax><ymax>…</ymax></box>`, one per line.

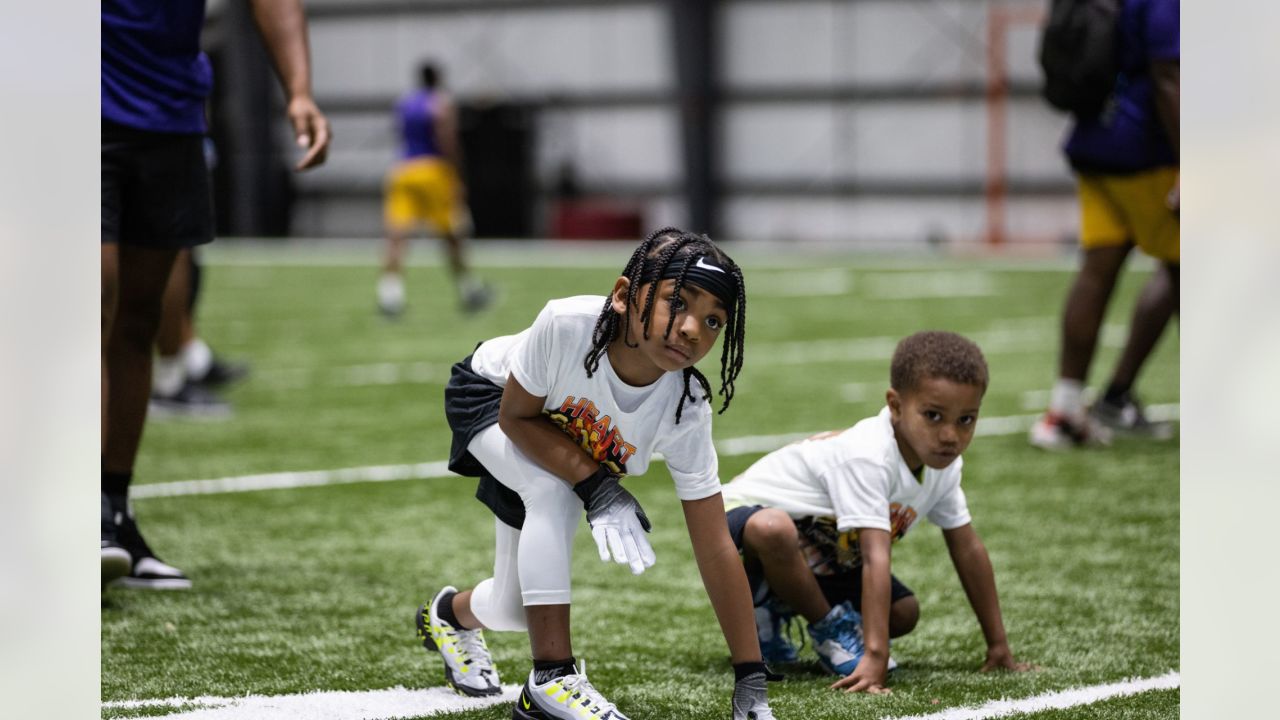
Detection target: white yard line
<box><xmin>101</xmin><ymin>673</ymin><xmax>1178</xmax><ymax>720</ymax></box>
<box><xmin>130</xmin><ymin>405</ymin><xmax>1177</xmax><ymax>500</ymax></box>
<box><xmin>101</xmin><ymin>684</ymin><xmax>519</xmax><ymax>719</ymax></box>
<box><xmin>881</xmin><ymin>671</ymin><xmax>1179</xmax><ymax>720</ymax></box>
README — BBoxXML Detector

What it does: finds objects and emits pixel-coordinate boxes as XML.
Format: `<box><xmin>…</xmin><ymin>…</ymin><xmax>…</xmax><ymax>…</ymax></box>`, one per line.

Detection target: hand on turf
<box><xmin>286</xmin><ymin>95</ymin><xmax>331</xmax><ymax>171</ymax></box>
<box><xmin>575</xmin><ymin>469</ymin><xmax>656</xmax><ymax>575</ymax></box>
<box><xmin>732</xmin><ymin>671</ymin><xmax>778</xmax><ymax>720</ymax></box>
<box><xmin>830</xmin><ymin>654</ymin><xmax>891</xmax><ymax>694</ymax></box>
<box><xmin>980</xmin><ymin>643</ymin><xmax>1037</xmax><ymax>673</ymax></box>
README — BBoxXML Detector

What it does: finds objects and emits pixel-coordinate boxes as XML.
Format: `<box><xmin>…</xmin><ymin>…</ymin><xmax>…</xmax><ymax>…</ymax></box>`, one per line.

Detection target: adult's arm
<box><xmin>248</xmin><ymin>0</ymin><xmax>331</xmax><ymax>169</ymax></box>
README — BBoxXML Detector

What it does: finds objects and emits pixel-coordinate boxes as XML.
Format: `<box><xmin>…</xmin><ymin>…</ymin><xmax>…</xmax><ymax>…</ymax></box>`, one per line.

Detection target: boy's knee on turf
<box><xmin>743</xmin><ymin>508</ymin><xmax>801</xmax><ymax>559</ymax></box>
<box><xmin>890</xmin><ymin>595</ymin><xmax>920</xmax><ymax>638</ymax></box>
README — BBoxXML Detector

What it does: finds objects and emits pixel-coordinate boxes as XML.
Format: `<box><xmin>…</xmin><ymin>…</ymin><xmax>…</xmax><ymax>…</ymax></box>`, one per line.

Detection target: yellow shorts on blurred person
<box><xmin>1076</xmin><ymin>166</ymin><xmax>1179</xmax><ymax>263</ymax></box>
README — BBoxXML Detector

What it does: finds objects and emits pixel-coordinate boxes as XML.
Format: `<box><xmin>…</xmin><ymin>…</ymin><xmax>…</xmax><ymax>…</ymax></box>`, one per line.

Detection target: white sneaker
<box><xmin>416</xmin><ymin>586</ymin><xmax>502</xmax><ymax>697</ymax></box>
<box><xmin>514</xmin><ymin>661</ymin><xmax>629</xmax><ymax>720</ymax></box>
<box><xmin>117</xmin><ymin>556</ymin><xmax>192</xmax><ymax>590</ymax></box>
<box><xmin>378</xmin><ymin>274</ymin><xmax>406</xmax><ymax>317</ymax></box>
<box><xmin>1029</xmin><ymin>411</ymin><xmax>1112</xmax><ymax>450</ymax></box>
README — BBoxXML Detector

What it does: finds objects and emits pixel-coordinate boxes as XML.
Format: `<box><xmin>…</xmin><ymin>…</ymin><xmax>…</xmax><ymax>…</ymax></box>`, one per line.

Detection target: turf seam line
<box><xmin>131</xmin><ymin>404</ymin><xmax>1176</xmax><ymax>500</ymax></box>
<box><xmin>880</xmin><ymin>670</ymin><xmax>1179</xmax><ymax>720</ymax></box>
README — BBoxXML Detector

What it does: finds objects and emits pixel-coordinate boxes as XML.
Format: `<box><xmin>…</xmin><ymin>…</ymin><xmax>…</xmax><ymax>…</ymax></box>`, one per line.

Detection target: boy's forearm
<box><xmin>947</xmin><ymin>531</ymin><xmax>1009</xmax><ymax>650</ymax></box>
<box><xmin>248</xmin><ymin>0</ymin><xmax>314</xmax><ymax>101</ymax></box>
<box><xmin>683</xmin><ymin>496</ymin><xmax>760</xmax><ymax>663</ymax></box>
<box><xmin>860</xmin><ymin>554</ymin><xmax>892</xmax><ymax>660</ymax></box>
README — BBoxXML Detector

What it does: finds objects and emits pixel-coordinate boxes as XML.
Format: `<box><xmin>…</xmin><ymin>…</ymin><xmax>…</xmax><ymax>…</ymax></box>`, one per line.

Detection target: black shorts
<box><xmin>102</xmin><ymin>119</ymin><xmax>214</xmax><ymax>248</ymax></box>
<box><xmin>726</xmin><ymin>504</ymin><xmax>914</xmax><ymax>611</ymax></box>
<box><xmin>444</xmin><ymin>351</ymin><xmax>526</xmax><ymax>530</ymax></box>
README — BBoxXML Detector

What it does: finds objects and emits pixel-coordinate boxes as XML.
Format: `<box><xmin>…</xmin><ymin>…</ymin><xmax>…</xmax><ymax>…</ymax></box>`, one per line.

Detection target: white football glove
<box><xmin>732</xmin><ymin>669</ymin><xmax>778</xmax><ymax>720</ymax></box>
<box><xmin>574</xmin><ymin>467</ymin><xmax>656</xmax><ymax>575</ymax></box>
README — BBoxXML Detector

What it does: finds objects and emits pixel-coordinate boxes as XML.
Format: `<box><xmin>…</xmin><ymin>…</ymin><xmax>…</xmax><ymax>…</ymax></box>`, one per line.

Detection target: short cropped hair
<box><xmin>419</xmin><ymin>62</ymin><xmax>441</xmax><ymax>89</ymax></box>
<box><xmin>890</xmin><ymin>331</ymin><xmax>989</xmax><ymax>395</ymax></box>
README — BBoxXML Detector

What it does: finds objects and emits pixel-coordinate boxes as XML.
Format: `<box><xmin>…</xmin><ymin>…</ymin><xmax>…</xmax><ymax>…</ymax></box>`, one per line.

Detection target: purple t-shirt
<box><xmin>102</xmin><ymin>0</ymin><xmax>213</xmax><ymax>134</ymax></box>
<box><xmin>396</xmin><ymin>89</ymin><xmax>442</xmax><ymax>160</ymax></box>
<box><xmin>1064</xmin><ymin>0</ymin><xmax>1179</xmax><ymax>173</ymax></box>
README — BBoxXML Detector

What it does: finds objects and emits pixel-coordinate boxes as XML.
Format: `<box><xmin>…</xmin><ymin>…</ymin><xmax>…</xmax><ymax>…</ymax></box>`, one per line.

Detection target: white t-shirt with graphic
<box><xmin>722</xmin><ymin>407</ymin><xmax>971</xmax><ymax>540</ymax></box>
<box><xmin>471</xmin><ymin>294</ymin><xmax>722</xmax><ymax>502</ymax></box>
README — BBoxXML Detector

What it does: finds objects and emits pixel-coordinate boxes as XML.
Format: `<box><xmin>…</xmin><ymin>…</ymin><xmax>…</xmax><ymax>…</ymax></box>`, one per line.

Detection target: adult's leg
<box><xmin>741</xmin><ymin>508</ymin><xmax>831</xmax><ymax>624</ymax></box>
<box><xmin>378</xmin><ymin>224</ymin><xmax>409</xmax><ymax>315</ymax></box>
<box><xmin>1103</xmin><ymin>262</ymin><xmax>1179</xmax><ymax>396</ymax></box>
<box><xmin>103</xmin><ymin>244</ymin><xmax>179</xmax><ymax>472</ymax></box>
<box><xmin>1058</xmin><ymin>243</ymin><xmax>1133</xmax><ymax>384</ymax></box>
<box><xmin>101</xmin><ymin>244</ymin><xmax>120</xmax><ymax>447</ymax></box>
<box><xmin>156</xmin><ymin>248</ymin><xmax>191</xmax><ymax>358</ymax></box>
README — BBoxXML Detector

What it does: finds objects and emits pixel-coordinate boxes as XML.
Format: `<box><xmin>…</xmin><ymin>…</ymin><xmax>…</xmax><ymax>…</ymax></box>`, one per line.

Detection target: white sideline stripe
<box><xmin>101</xmin><ymin>673</ymin><xmax>1178</xmax><ymax>720</ymax></box>
<box><xmin>130</xmin><ymin>405</ymin><xmax>1177</xmax><ymax>500</ymax></box>
<box><xmin>101</xmin><ymin>684</ymin><xmax>519</xmax><ymax>719</ymax></box>
<box><xmin>132</xmin><ymin>462</ymin><xmax>453</xmax><ymax>499</ymax></box>
<box><xmin>881</xmin><ymin>671</ymin><xmax>1179</xmax><ymax>720</ymax></box>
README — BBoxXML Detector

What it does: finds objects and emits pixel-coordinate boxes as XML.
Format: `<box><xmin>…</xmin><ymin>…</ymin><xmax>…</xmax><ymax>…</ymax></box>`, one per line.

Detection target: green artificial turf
<box><xmin>103</xmin><ymin>245</ymin><xmax>1178</xmax><ymax>719</ymax></box>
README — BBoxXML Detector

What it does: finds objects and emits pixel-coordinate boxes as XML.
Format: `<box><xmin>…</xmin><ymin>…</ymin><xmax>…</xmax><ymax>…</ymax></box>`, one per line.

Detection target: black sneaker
<box><xmin>101</xmin><ymin>540</ymin><xmax>132</xmax><ymax>589</ymax></box>
<box><xmin>191</xmin><ymin>356</ymin><xmax>249</xmax><ymax>388</ymax></box>
<box><xmin>114</xmin><ymin>511</ymin><xmax>192</xmax><ymax>590</ymax></box>
<box><xmin>102</xmin><ymin>492</ymin><xmax>132</xmax><ymax>588</ymax></box>
<box><xmin>1089</xmin><ymin>392</ymin><xmax>1174</xmax><ymax>440</ymax></box>
<box><xmin>461</xmin><ymin>283</ymin><xmax>495</xmax><ymax>314</ymax></box>
<box><xmin>150</xmin><ymin>381</ymin><xmax>232</xmax><ymax>419</ymax></box>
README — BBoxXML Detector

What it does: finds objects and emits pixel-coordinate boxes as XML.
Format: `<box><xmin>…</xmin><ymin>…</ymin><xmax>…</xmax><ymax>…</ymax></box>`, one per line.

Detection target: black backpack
<box><xmin>1038</xmin><ymin>0</ymin><xmax>1123</xmax><ymax>118</ymax></box>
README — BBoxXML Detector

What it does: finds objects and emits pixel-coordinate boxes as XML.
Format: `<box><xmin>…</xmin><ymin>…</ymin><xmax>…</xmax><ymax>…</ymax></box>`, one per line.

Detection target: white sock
<box><xmin>1049</xmin><ymin>379</ymin><xmax>1085</xmax><ymax>418</ymax></box>
<box><xmin>153</xmin><ymin>356</ymin><xmax>186</xmax><ymax>396</ymax></box>
<box><xmin>182</xmin><ymin>337</ymin><xmax>213</xmax><ymax>380</ymax></box>
<box><xmin>378</xmin><ymin>273</ymin><xmax>405</xmax><ymax>308</ymax></box>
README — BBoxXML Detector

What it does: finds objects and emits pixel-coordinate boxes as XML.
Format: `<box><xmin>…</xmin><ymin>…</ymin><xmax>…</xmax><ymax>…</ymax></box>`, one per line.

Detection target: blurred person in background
<box><xmin>101</xmin><ymin>0</ymin><xmax>330</xmax><ymax>590</ymax></box>
<box><xmin>1031</xmin><ymin>0</ymin><xmax>1179</xmax><ymax>450</ymax></box>
<box><xmin>149</xmin><ymin>137</ymin><xmax>247</xmax><ymax>418</ymax></box>
<box><xmin>378</xmin><ymin>61</ymin><xmax>492</xmax><ymax>317</ymax></box>
<box><xmin>149</xmin><ymin>248</ymin><xmax>249</xmax><ymax>418</ymax></box>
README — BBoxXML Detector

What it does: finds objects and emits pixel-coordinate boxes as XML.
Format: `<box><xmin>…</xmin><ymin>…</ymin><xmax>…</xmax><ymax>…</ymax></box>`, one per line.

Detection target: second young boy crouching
<box><xmin>721</xmin><ymin>331</ymin><xmax>1033</xmax><ymax>693</ymax></box>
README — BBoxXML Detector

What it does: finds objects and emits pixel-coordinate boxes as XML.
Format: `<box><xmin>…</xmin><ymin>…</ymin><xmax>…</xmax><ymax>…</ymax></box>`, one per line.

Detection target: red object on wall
<box><xmin>551</xmin><ymin>200</ymin><xmax>643</xmax><ymax>240</ymax></box>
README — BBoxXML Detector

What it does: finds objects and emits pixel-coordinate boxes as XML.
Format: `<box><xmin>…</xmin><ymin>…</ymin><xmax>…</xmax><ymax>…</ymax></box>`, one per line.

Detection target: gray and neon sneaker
<box><xmin>416</xmin><ymin>586</ymin><xmax>502</xmax><ymax>697</ymax></box>
<box><xmin>513</xmin><ymin>662</ymin><xmax>629</xmax><ymax>720</ymax></box>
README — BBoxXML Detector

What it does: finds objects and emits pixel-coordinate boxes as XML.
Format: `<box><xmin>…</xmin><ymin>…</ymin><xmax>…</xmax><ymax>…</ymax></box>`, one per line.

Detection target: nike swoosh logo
<box><xmin>694</xmin><ymin>257</ymin><xmax>725</xmax><ymax>273</ymax></box>
<box><xmin>522</xmin><ymin>693</ymin><xmax>531</xmax><ymax>710</ymax></box>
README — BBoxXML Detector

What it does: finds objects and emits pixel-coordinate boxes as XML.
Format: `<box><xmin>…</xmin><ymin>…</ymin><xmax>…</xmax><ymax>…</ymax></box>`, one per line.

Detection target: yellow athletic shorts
<box><xmin>383</xmin><ymin>157</ymin><xmax>468</xmax><ymax>234</ymax></box>
<box><xmin>1076</xmin><ymin>166</ymin><xmax>1179</xmax><ymax>262</ymax></box>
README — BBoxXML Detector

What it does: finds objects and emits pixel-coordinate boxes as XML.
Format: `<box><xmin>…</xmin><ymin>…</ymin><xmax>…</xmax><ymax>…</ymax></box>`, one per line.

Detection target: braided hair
<box><xmin>584</xmin><ymin>227</ymin><xmax>747</xmax><ymax>423</ymax></box>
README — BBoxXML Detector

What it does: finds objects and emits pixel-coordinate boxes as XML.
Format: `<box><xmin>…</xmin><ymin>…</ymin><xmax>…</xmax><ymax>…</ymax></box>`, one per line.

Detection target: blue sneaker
<box><xmin>807</xmin><ymin>602</ymin><xmax>864</xmax><ymax>676</ymax></box>
<box><xmin>755</xmin><ymin>599</ymin><xmax>799</xmax><ymax>664</ymax></box>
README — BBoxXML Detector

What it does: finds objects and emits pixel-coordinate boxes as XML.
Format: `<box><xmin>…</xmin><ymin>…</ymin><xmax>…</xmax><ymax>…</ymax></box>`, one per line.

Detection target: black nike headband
<box><xmin>638</xmin><ymin>254</ymin><xmax>738</xmax><ymax>308</ymax></box>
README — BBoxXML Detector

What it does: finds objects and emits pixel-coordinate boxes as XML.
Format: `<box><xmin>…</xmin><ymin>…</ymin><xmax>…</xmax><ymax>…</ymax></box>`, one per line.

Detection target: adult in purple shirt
<box><xmin>1031</xmin><ymin>0</ymin><xmax>1179</xmax><ymax>450</ymax></box>
<box><xmin>101</xmin><ymin>0</ymin><xmax>331</xmax><ymax>590</ymax></box>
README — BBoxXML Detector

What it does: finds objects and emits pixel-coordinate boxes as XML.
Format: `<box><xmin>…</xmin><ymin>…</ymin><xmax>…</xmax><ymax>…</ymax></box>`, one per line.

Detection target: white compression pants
<box><xmin>466</xmin><ymin>424</ymin><xmax>581</xmax><ymax>632</ymax></box>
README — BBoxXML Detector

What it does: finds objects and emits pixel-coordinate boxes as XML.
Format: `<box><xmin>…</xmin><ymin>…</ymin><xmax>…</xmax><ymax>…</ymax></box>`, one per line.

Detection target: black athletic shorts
<box><xmin>101</xmin><ymin>119</ymin><xmax>214</xmax><ymax>248</ymax></box>
<box><xmin>444</xmin><ymin>351</ymin><xmax>527</xmax><ymax>530</ymax></box>
<box><xmin>726</xmin><ymin>504</ymin><xmax>914</xmax><ymax>610</ymax></box>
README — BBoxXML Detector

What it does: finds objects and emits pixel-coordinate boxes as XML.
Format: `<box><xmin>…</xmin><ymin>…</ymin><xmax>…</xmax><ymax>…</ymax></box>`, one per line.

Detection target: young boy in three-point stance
<box><xmin>722</xmin><ymin>331</ymin><xmax>1033</xmax><ymax>694</ymax></box>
